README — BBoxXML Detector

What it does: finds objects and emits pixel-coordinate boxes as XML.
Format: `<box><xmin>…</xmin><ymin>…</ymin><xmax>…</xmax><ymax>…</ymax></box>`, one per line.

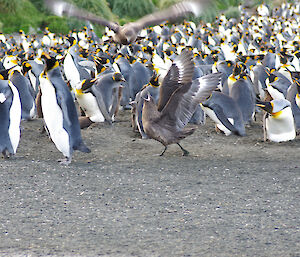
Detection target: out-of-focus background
<box><xmin>0</xmin><ymin>0</ymin><xmax>293</xmax><ymax>35</ymax></box>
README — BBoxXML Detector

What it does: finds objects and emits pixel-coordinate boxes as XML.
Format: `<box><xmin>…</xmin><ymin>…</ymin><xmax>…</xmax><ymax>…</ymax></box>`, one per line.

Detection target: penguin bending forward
<box><xmin>39</xmin><ymin>53</ymin><xmax>90</xmax><ymax>164</ymax></box>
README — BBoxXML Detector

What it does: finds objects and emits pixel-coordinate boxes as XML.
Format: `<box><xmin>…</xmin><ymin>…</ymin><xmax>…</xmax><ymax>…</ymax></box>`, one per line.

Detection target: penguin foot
<box><xmin>2</xmin><ymin>150</ymin><xmax>9</xmax><ymax>159</ymax></box>
<box><xmin>2</xmin><ymin>151</ymin><xmax>14</xmax><ymax>159</ymax></box>
<box><xmin>58</xmin><ymin>157</ymin><xmax>72</xmax><ymax>165</ymax></box>
<box><xmin>215</xmin><ymin>125</ymin><xmax>222</xmax><ymax>134</ymax></box>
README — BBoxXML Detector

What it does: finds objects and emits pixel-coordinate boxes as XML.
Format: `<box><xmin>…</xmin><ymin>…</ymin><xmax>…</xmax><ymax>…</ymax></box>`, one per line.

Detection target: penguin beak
<box><xmin>256</xmin><ymin>100</ymin><xmax>273</xmax><ymax>113</ymax></box>
<box><xmin>90</xmin><ymin>77</ymin><xmax>98</xmax><ymax>83</ymax></box>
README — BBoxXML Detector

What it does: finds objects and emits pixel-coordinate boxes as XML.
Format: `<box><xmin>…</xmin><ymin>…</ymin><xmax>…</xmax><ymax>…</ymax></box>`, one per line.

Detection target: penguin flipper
<box><xmin>109</xmin><ymin>88</ymin><xmax>119</xmax><ymax>117</ymax></box>
<box><xmin>91</xmin><ymin>87</ymin><xmax>113</xmax><ymax>123</ymax></box>
<box><xmin>56</xmin><ymin>91</ymin><xmax>72</xmax><ymax>126</ymax></box>
<box><xmin>208</xmin><ymin>103</ymin><xmax>240</xmax><ymax>135</ymax></box>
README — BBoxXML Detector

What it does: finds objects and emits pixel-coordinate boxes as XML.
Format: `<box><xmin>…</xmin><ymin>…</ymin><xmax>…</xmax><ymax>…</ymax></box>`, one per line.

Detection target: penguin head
<box><xmin>112</xmin><ymin>72</ymin><xmax>125</xmax><ymax>82</ymax></box>
<box><xmin>94</xmin><ymin>61</ymin><xmax>106</xmax><ymax>74</ymax></box>
<box><xmin>256</xmin><ymin>99</ymin><xmax>290</xmax><ymax>116</ymax></box>
<box><xmin>268</xmin><ymin>73</ymin><xmax>278</xmax><ymax>83</ymax></box>
<box><xmin>237</xmin><ymin>72</ymin><xmax>250</xmax><ymax>81</ymax></box>
<box><xmin>126</xmin><ymin>55</ymin><xmax>136</xmax><ymax>64</ymax></box>
<box><xmin>21</xmin><ymin>61</ymin><xmax>32</xmax><ymax>75</ymax></box>
<box><xmin>149</xmin><ymin>73</ymin><xmax>160</xmax><ymax>88</ymax></box>
<box><xmin>232</xmin><ymin>63</ymin><xmax>243</xmax><ymax>76</ymax></box>
<box><xmin>81</xmin><ymin>78</ymin><xmax>97</xmax><ymax>93</ymax></box>
<box><xmin>41</xmin><ymin>52</ymin><xmax>59</xmax><ymax>72</ymax></box>
<box><xmin>256</xmin><ymin>100</ymin><xmax>273</xmax><ymax>114</ymax></box>
<box><xmin>66</xmin><ymin>36</ymin><xmax>77</xmax><ymax>47</ymax></box>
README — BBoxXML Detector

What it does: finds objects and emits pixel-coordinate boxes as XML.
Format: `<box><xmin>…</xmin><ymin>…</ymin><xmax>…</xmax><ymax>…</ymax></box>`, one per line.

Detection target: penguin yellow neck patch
<box><xmin>271</xmin><ymin>110</ymin><xmax>282</xmax><ymax>118</ymax></box>
<box><xmin>75</xmin><ymin>88</ymin><xmax>83</xmax><ymax>95</ymax></box>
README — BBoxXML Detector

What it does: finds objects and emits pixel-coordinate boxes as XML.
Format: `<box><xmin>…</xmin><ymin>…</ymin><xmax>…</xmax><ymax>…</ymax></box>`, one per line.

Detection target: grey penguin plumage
<box><xmin>82</xmin><ymin>72</ymin><xmax>125</xmax><ymax>124</ymax></box>
<box><xmin>113</xmin><ymin>54</ymin><xmax>135</xmax><ymax>109</ymax></box>
<box><xmin>131</xmin><ymin>73</ymin><xmax>160</xmax><ymax>139</ymax></box>
<box><xmin>229</xmin><ymin>74</ymin><xmax>256</xmax><ymax>125</ymax></box>
<box><xmin>8</xmin><ymin>67</ymin><xmax>36</xmax><ymax>120</ymax></box>
<box><xmin>201</xmin><ymin>91</ymin><xmax>246</xmax><ymax>136</ymax></box>
<box><xmin>266</xmin><ymin>72</ymin><xmax>292</xmax><ymax>99</ymax></box>
<box><xmin>250</xmin><ymin>64</ymin><xmax>269</xmax><ymax>100</ymax></box>
<box><xmin>0</xmin><ymin>79</ymin><xmax>21</xmax><ymax>158</ymax></box>
<box><xmin>40</xmin><ymin>53</ymin><xmax>90</xmax><ymax>164</ymax></box>
<box><xmin>286</xmin><ymin>80</ymin><xmax>300</xmax><ymax>131</ymax></box>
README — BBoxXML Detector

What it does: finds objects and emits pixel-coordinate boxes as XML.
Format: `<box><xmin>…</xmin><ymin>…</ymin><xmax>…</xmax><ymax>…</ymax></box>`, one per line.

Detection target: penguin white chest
<box><xmin>266</xmin><ymin>107</ymin><xmax>295</xmax><ymax>142</ymax></box>
<box><xmin>8</xmin><ymin>81</ymin><xmax>21</xmax><ymax>154</ymax></box>
<box><xmin>201</xmin><ymin>105</ymin><xmax>233</xmax><ymax>136</ymax></box>
<box><xmin>39</xmin><ymin>76</ymin><xmax>70</xmax><ymax>157</ymax></box>
<box><xmin>63</xmin><ymin>53</ymin><xmax>81</xmax><ymax>89</ymax></box>
<box><xmin>266</xmin><ymin>84</ymin><xmax>285</xmax><ymax>100</ymax></box>
<box><xmin>76</xmin><ymin>92</ymin><xmax>105</xmax><ymax>122</ymax></box>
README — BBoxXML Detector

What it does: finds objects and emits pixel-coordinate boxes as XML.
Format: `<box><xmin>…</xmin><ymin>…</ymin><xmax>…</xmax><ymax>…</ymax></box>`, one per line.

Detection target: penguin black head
<box><xmin>81</xmin><ymin>78</ymin><xmax>97</xmax><ymax>92</ymax></box>
<box><xmin>126</xmin><ymin>55</ymin><xmax>136</xmax><ymax>64</ymax></box>
<box><xmin>232</xmin><ymin>63</ymin><xmax>242</xmax><ymax>76</ymax></box>
<box><xmin>238</xmin><ymin>72</ymin><xmax>250</xmax><ymax>81</ymax></box>
<box><xmin>149</xmin><ymin>73</ymin><xmax>160</xmax><ymax>88</ymax></box>
<box><xmin>268</xmin><ymin>47</ymin><xmax>275</xmax><ymax>53</ymax></box>
<box><xmin>0</xmin><ymin>68</ymin><xmax>9</xmax><ymax>80</ymax></box>
<box><xmin>269</xmin><ymin>73</ymin><xmax>278</xmax><ymax>83</ymax></box>
<box><xmin>112</xmin><ymin>72</ymin><xmax>125</xmax><ymax>82</ymax></box>
<box><xmin>256</xmin><ymin>100</ymin><xmax>273</xmax><ymax>114</ymax></box>
<box><xmin>41</xmin><ymin>52</ymin><xmax>59</xmax><ymax>72</ymax></box>
<box><xmin>66</xmin><ymin>36</ymin><xmax>76</xmax><ymax>47</ymax></box>
<box><xmin>142</xmin><ymin>46</ymin><xmax>153</xmax><ymax>55</ymax></box>
<box><xmin>21</xmin><ymin>61</ymin><xmax>32</xmax><ymax>75</ymax></box>
<box><xmin>94</xmin><ymin>61</ymin><xmax>106</xmax><ymax>74</ymax></box>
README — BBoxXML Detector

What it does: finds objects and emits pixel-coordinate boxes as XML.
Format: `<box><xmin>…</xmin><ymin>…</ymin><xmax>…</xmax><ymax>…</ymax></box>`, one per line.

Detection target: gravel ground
<box><xmin>0</xmin><ymin>110</ymin><xmax>299</xmax><ymax>256</ymax></box>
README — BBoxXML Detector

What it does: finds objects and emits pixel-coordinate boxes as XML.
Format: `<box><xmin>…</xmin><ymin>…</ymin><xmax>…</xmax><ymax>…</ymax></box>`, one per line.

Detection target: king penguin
<box><xmin>131</xmin><ymin>73</ymin><xmax>160</xmax><ymax>139</ymax></box>
<box><xmin>229</xmin><ymin>74</ymin><xmax>256</xmax><ymax>125</ymax></box>
<box><xmin>7</xmin><ymin>59</ymin><xmax>36</xmax><ymax>121</ymax></box>
<box><xmin>201</xmin><ymin>91</ymin><xmax>246</xmax><ymax>136</ymax></box>
<box><xmin>81</xmin><ymin>72</ymin><xmax>125</xmax><ymax>124</ymax></box>
<box><xmin>256</xmin><ymin>99</ymin><xmax>296</xmax><ymax>142</ymax></box>
<box><xmin>0</xmin><ymin>79</ymin><xmax>21</xmax><ymax>158</ymax></box>
<box><xmin>39</xmin><ymin>53</ymin><xmax>90</xmax><ymax>164</ymax></box>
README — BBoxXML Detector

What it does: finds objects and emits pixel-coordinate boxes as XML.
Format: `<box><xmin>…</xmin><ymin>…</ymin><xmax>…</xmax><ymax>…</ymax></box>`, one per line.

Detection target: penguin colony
<box><xmin>1</xmin><ymin>2</ymin><xmax>300</xmax><ymax>163</ymax></box>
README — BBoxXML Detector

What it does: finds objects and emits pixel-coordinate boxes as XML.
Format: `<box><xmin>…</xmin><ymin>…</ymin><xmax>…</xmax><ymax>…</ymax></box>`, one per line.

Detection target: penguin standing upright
<box><xmin>39</xmin><ymin>53</ymin><xmax>90</xmax><ymax>164</ymax></box>
<box><xmin>229</xmin><ymin>74</ymin><xmax>256</xmax><ymax>125</ymax></box>
<box><xmin>256</xmin><ymin>99</ymin><xmax>296</xmax><ymax>142</ymax></box>
<box><xmin>8</xmin><ymin>66</ymin><xmax>36</xmax><ymax>120</ymax></box>
<box><xmin>0</xmin><ymin>79</ymin><xmax>21</xmax><ymax>158</ymax></box>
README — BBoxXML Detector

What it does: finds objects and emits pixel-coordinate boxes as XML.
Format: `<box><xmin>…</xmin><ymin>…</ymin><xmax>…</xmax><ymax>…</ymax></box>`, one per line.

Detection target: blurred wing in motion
<box><xmin>44</xmin><ymin>0</ymin><xmax>120</xmax><ymax>32</ymax></box>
